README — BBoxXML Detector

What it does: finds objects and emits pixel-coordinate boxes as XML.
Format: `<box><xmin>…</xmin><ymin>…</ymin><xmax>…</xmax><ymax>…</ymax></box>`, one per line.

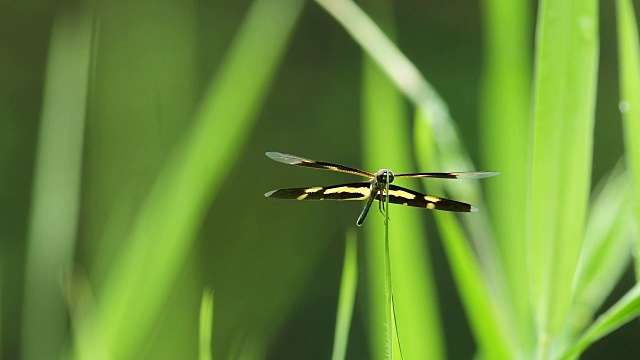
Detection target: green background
<box><xmin>1</xmin><ymin>0</ymin><xmax>638</xmax><ymax>359</ymax></box>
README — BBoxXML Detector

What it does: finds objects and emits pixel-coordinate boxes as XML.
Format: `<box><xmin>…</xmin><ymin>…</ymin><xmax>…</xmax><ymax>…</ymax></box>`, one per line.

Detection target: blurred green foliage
<box><xmin>1</xmin><ymin>0</ymin><xmax>639</xmax><ymax>359</ymax></box>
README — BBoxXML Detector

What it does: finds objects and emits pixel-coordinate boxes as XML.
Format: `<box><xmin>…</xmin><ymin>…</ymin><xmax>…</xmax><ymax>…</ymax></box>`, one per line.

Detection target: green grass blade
<box><xmin>383</xmin><ymin>177</ymin><xmax>405</xmax><ymax>360</ymax></box>
<box><xmin>528</xmin><ymin>0</ymin><xmax>599</xmax><ymax>353</ymax></box>
<box><xmin>558</xmin><ymin>283</ymin><xmax>640</xmax><ymax>359</ymax></box>
<box><xmin>415</xmin><ymin>115</ymin><xmax>516</xmax><ymax>360</ymax></box>
<box><xmin>479</xmin><ymin>0</ymin><xmax>533</xmax><ymax>349</ymax></box>
<box><xmin>382</xmin><ymin>176</ymin><xmax>396</xmax><ymax>359</ymax></box>
<box><xmin>21</xmin><ymin>8</ymin><xmax>93</xmax><ymax>359</ymax></box>
<box><xmin>199</xmin><ymin>288</ymin><xmax>214</xmax><ymax>360</ymax></box>
<box><xmin>315</xmin><ymin>0</ymin><xmax>437</xmax><ymax>106</ymax></box>
<box><xmin>331</xmin><ymin>230</ymin><xmax>358</xmax><ymax>360</ymax></box>
<box><xmin>96</xmin><ymin>1</ymin><xmax>305</xmax><ymax>358</ymax></box>
<box><xmin>569</xmin><ymin>167</ymin><xmax>634</xmax><ymax>336</ymax></box>
<box><xmin>616</xmin><ymin>0</ymin><xmax>640</xmax><ymax>277</ymax></box>
<box><xmin>358</xmin><ymin>29</ymin><xmax>444</xmax><ymax>360</ymax></box>
<box><xmin>361</xmin><ymin>55</ymin><xmax>444</xmax><ymax>359</ymax></box>
<box><xmin>66</xmin><ymin>271</ymin><xmax>110</xmax><ymax>360</ymax></box>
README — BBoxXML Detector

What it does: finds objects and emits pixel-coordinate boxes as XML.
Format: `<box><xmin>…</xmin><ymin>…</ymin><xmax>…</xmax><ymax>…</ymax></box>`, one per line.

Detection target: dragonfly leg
<box><xmin>378</xmin><ymin>195</ymin><xmax>385</xmax><ymax>215</ymax></box>
<box><xmin>357</xmin><ymin>191</ymin><xmax>378</xmax><ymax>226</ymax></box>
<box><xmin>378</xmin><ymin>189</ymin><xmax>390</xmax><ymax>223</ymax></box>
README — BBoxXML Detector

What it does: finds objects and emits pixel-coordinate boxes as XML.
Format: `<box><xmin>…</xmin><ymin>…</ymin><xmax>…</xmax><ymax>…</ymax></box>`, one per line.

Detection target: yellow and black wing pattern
<box><xmin>376</xmin><ymin>184</ymin><xmax>477</xmax><ymax>212</ymax></box>
<box><xmin>265</xmin><ymin>183</ymin><xmax>475</xmax><ymax>212</ymax></box>
<box><xmin>265</xmin><ymin>182</ymin><xmax>371</xmax><ymax>201</ymax></box>
<box><xmin>264</xmin><ymin>151</ymin><xmax>497</xmax><ymax>225</ymax></box>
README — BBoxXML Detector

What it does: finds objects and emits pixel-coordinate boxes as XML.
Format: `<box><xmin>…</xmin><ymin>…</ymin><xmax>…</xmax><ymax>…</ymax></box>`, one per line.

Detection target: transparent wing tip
<box><xmin>265</xmin><ymin>151</ymin><xmax>282</xmax><ymax>160</ymax></box>
<box><xmin>458</xmin><ymin>171</ymin><xmax>500</xmax><ymax>179</ymax></box>
<box><xmin>470</xmin><ymin>205</ymin><xmax>479</xmax><ymax>212</ymax></box>
<box><xmin>483</xmin><ymin>171</ymin><xmax>500</xmax><ymax>178</ymax></box>
<box><xmin>265</xmin><ymin>151</ymin><xmax>306</xmax><ymax>165</ymax></box>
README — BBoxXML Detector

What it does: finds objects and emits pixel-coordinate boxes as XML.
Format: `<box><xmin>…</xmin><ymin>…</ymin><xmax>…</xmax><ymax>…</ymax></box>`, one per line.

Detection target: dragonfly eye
<box><xmin>375</xmin><ymin>169</ymin><xmax>394</xmax><ymax>183</ymax></box>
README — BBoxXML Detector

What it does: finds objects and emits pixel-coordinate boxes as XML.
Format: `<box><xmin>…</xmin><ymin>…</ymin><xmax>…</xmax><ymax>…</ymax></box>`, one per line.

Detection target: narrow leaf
<box><xmin>528</xmin><ymin>0</ymin><xmax>599</xmax><ymax>353</ymax></box>
<box><xmin>569</xmin><ymin>167</ymin><xmax>634</xmax><ymax>335</ymax></box>
<box><xmin>332</xmin><ymin>231</ymin><xmax>358</xmax><ymax>360</ymax></box>
<box><xmin>479</xmin><ymin>0</ymin><xmax>533</xmax><ymax>350</ymax></box>
<box><xmin>616</xmin><ymin>0</ymin><xmax>640</xmax><ymax>277</ymax></box>
<box><xmin>559</xmin><ymin>283</ymin><xmax>640</xmax><ymax>359</ymax></box>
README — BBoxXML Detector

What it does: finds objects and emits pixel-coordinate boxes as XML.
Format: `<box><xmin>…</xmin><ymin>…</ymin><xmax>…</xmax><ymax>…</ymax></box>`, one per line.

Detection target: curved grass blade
<box><xmin>569</xmin><ymin>166</ymin><xmax>634</xmax><ymax>336</ymax></box>
<box><xmin>96</xmin><ymin>1</ymin><xmax>306</xmax><ymax>358</ymax></box>
<box><xmin>558</xmin><ymin>283</ymin><xmax>640</xmax><ymax>360</ymax></box>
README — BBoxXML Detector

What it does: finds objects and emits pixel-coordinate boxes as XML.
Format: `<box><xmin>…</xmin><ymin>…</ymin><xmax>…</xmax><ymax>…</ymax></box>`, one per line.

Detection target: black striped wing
<box><xmin>265</xmin><ymin>182</ymin><xmax>372</xmax><ymax>201</ymax></box>
<box><xmin>395</xmin><ymin>171</ymin><xmax>499</xmax><ymax>179</ymax></box>
<box><xmin>266</xmin><ymin>152</ymin><xmax>373</xmax><ymax>178</ymax></box>
<box><xmin>377</xmin><ymin>184</ymin><xmax>478</xmax><ymax>212</ymax></box>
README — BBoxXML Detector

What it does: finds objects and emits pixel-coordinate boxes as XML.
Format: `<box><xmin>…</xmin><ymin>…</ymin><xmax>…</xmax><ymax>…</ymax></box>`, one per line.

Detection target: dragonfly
<box><xmin>264</xmin><ymin>152</ymin><xmax>499</xmax><ymax>226</ymax></box>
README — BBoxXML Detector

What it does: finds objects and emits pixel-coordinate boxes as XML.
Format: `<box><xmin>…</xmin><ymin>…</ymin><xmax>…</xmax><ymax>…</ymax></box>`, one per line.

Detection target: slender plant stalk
<box><xmin>382</xmin><ymin>175</ymin><xmax>396</xmax><ymax>359</ymax></box>
<box><xmin>199</xmin><ymin>288</ymin><xmax>214</xmax><ymax>360</ymax></box>
<box><xmin>351</xmin><ymin>1</ymin><xmax>444</xmax><ymax>357</ymax></box>
<box><xmin>479</xmin><ymin>0</ymin><xmax>533</xmax><ymax>351</ymax></box>
<box><xmin>331</xmin><ymin>230</ymin><xmax>358</xmax><ymax>360</ymax></box>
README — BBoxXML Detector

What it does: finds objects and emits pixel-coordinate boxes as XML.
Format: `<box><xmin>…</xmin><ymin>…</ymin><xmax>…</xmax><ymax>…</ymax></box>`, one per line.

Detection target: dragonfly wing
<box><xmin>266</xmin><ymin>152</ymin><xmax>373</xmax><ymax>177</ymax></box>
<box><xmin>395</xmin><ymin>171</ymin><xmax>499</xmax><ymax>179</ymax></box>
<box><xmin>265</xmin><ymin>182</ymin><xmax>372</xmax><ymax>201</ymax></box>
<box><xmin>377</xmin><ymin>184</ymin><xmax>478</xmax><ymax>212</ymax></box>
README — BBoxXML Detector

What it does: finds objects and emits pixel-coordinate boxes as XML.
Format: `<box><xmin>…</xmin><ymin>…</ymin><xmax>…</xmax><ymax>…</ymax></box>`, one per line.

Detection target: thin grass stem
<box><xmin>199</xmin><ymin>288</ymin><xmax>214</xmax><ymax>360</ymax></box>
<box><xmin>331</xmin><ymin>230</ymin><xmax>358</xmax><ymax>360</ymax></box>
<box><xmin>383</xmin><ymin>177</ymin><xmax>393</xmax><ymax>359</ymax></box>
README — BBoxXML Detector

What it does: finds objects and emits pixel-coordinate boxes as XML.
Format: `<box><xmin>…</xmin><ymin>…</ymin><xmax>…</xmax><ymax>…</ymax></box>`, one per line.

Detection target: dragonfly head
<box><xmin>374</xmin><ymin>169</ymin><xmax>395</xmax><ymax>185</ymax></box>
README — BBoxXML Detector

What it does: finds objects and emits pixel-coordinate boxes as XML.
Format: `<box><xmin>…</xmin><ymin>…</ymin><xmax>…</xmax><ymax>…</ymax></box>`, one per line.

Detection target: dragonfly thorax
<box><xmin>374</xmin><ymin>169</ymin><xmax>395</xmax><ymax>188</ymax></box>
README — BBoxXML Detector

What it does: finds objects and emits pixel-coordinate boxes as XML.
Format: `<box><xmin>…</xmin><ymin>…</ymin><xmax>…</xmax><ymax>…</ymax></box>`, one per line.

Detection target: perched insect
<box><xmin>264</xmin><ymin>152</ymin><xmax>498</xmax><ymax>226</ymax></box>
